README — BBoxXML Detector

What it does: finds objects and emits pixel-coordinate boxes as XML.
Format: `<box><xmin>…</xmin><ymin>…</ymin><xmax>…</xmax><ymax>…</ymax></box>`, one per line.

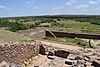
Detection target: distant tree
<box><xmin>8</xmin><ymin>22</ymin><xmax>27</xmax><ymax>32</ymax></box>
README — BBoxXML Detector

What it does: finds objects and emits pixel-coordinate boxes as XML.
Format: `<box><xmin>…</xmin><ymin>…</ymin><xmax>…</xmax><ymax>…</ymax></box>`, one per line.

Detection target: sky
<box><xmin>0</xmin><ymin>0</ymin><xmax>100</xmax><ymax>17</ymax></box>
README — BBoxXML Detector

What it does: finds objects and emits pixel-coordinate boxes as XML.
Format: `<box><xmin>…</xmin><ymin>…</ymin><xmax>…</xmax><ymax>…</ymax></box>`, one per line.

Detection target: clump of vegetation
<box><xmin>8</xmin><ymin>22</ymin><xmax>27</xmax><ymax>32</ymax></box>
<box><xmin>74</xmin><ymin>38</ymin><xmax>91</xmax><ymax>48</ymax></box>
<box><xmin>90</xmin><ymin>18</ymin><xmax>100</xmax><ymax>25</ymax></box>
<box><xmin>41</xmin><ymin>19</ymin><xmax>61</xmax><ymax>27</ymax></box>
<box><xmin>0</xmin><ymin>20</ymin><xmax>27</xmax><ymax>32</ymax></box>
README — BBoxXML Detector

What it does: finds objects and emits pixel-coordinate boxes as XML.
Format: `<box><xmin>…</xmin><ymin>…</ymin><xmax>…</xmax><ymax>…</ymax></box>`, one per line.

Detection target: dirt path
<box><xmin>37</xmin><ymin>40</ymin><xmax>84</xmax><ymax>50</ymax></box>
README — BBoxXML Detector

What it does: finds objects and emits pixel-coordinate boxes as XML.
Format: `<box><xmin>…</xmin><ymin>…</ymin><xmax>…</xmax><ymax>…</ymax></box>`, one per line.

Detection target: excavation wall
<box><xmin>46</xmin><ymin>30</ymin><xmax>100</xmax><ymax>39</ymax></box>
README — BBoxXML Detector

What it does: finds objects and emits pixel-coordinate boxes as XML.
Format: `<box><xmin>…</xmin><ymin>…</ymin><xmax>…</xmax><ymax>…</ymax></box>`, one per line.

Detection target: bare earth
<box><xmin>38</xmin><ymin>40</ymin><xmax>93</xmax><ymax>51</ymax></box>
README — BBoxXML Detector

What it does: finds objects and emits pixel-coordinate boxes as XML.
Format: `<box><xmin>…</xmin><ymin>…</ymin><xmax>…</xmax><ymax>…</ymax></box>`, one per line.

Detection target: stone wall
<box><xmin>46</xmin><ymin>30</ymin><xmax>100</xmax><ymax>39</ymax></box>
<box><xmin>0</xmin><ymin>41</ymin><xmax>40</xmax><ymax>64</ymax></box>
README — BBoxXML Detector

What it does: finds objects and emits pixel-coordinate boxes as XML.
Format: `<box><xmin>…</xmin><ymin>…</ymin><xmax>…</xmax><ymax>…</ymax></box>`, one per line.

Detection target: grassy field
<box><xmin>48</xmin><ymin>21</ymin><xmax>100</xmax><ymax>34</ymax></box>
<box><xmin>0</xmin><ymin>30</ymin><xmax>34</xmax><ymax>42</ymax></box>
<box><xmin>58</xmin><ymin>21</ymin><xmax>100</xmax><ymax>30</ymax></box>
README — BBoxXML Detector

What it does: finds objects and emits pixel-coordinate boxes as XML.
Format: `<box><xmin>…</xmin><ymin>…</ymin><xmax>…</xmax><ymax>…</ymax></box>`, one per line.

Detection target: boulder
<box><xmin>75</xmin><ymin>56</ymin><xmax>84</xmax><ymax>60</ymax></box>
<box><xmin>47</xmin><ymin>56</ymin><xmax>55</xmax><ymax>60</ymax></box>
<box><xmin>67</xmin><ymin>54</ymin><xmax>77</xmax><ymax>60</ymax></box>
<box><xmin>77</xmin><ymin>60</ymin><xmax>86</xmax><ymax>65</ymax></box>
<box><xmin>92</xmin><ymin>60</ymin><xmax>100</xmax><ymax>67</ymax></box>
<box><xmin>39</xmin><ymin>44</ymin><xmax>48</xmax><ymax>55</ymax></box>
<box><xmin>34</xmin><ymin>65</ymin><xmax>39</xmax><ymax>67</ymax></box>
<box><xmin>9</xmin><ymin>63</ymin><xmax>24</xmax><ymax>67</ymax></box>
<box><xmin>65</xmin><ymin>59</ymin><xmax>73</xmax><ymax>65</ymax></box>
<box><xmin>47</xmin><ymin>49</ymin><xmax>55</xmax><ymax>56</ymax></box>
<box><xmin>0</xmin><ymin>61</ymin><xmax>9</xmax><ymax>67</ymax></box>
<box><xmin>54</xmin><ymin>49</ymin><xmax>70</xmax><ymax>58</ymax></box>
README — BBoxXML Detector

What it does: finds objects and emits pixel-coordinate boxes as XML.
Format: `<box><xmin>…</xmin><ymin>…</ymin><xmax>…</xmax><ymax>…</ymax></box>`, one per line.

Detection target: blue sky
<box><xmin>0</xmin><ymin>0</ymin><xmax>100</xmax><ymax>17</ymax></box>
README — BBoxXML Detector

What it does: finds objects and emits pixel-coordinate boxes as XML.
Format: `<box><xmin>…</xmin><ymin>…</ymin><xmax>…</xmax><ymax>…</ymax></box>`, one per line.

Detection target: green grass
<box><xmin>58</xmin><ymin>21</ymin><xmax>100</xmax><ymax>30</ymax></box>
<box><xmin>43</xmin><ymin>37</ymin><xmax>92</xmax><ymax>48</ymax></box>
<box><xmin>0</xmin><ymin>30</ymin><xmax>34</xmax><ymax>42</ymax></box>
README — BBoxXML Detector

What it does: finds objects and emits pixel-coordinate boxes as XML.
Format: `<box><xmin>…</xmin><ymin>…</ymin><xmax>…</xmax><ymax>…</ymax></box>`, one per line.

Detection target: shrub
<box><xmin>75</xmin><ymin>38</ymin><xmax>91</xmax><ymax>48</ymax></box>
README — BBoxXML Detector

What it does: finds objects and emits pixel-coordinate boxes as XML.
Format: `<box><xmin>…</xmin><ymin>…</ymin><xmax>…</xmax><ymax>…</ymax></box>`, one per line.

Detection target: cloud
<box><xmin>69</xmin><ymin>0</ymin><xmax>76</xmax><ymax>3</ymax></box>
<box><xmin>0</xmin><ymin>5</ymin><xmax>9</xmax><ymax>9</ymax></box>
<box><xmin>33</xmin><ymin>7</ymin><xmax>39</xmax><ymax>9</ymax></box>
<box><xmin>88</xmin><ymin>0</ymin><xmax>100</xmax><ymax>4</ymax></box>
<box><xmin>89</xmin><ymin>1</ymin><xmax>97</xmax><ymax>4</ymax></box>
<box><xmin>26</xmin><ymin>1</ymin><xmax>34</xmax><ymax>4</ymax></box>
<box><xmin>66</xmin><ymin>2</ymin><xmax>72</xmax><ymax>5</ymax></box>
<box><xmin>75</xmin><ymin>5</ymin><xmax>89</xmax><ymax>9</ymax></box>
<box><xmin>26</xmin><ymin>0</ymin><xmax>35</xmax><ymax>4</ymax></box>
<box><xmin>53</xmin><ymin>6</ymin><xmax>63</xmax><ymax>11</ymax></box>
<box><xmin>66</xmin><ymin>0</ymin><xmax>76</xmax><ymax>6</ymax></box>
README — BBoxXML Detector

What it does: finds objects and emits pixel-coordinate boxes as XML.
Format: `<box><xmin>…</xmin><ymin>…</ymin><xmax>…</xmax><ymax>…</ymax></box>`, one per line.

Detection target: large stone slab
<box><xmin>54</xmin><ymin>49</ymin><xmax>70</xmax><ymax>58</ymax></box>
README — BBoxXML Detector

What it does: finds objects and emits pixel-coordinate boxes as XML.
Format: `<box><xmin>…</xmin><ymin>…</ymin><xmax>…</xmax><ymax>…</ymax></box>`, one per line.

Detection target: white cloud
<box><xmin>66</xmin><ymin>0</ymin><xmax>76</xmax><ymax>6</ymax></box>
<box><xmin>53</xmin><ymin>6</ymin><xmax>63</xmax><ymax>11</ymax></box>
<box><xmin>0</xmin><ymin>5</ymin><xmax>9</xmax><ymax>9</ymax></box>
<box><xmin>26</xmin><ymin>1</ymin><xmax>34</xmax><ymax>4</ymax></box>
<box><xmin>33</xmin><ymin>7</ymin><xmax>39</xmax><ymax>9</ymax></box>
<box><xmin>26</xmin><ymin>0</ymin><xmax>35</xmax><ymax>4</ymax></box>
<box><xmin>75</xmin><ymin>5</ymin><xmax>89</xmax><ymax>9</ymax></box>
<box><xmin>66</xmin><ymin>2</ymin><xmax>72</xmax><ymax>5</ymax></box>
<box><xmin>89</xmin><ymin>1</ymin><xmax>97</xmax><ymax>4</ymax></box>
<box><xmin>88</xmin><ymin>0</ymin><xmax>100</xmax><ymax>4</ymax></box>
<box><xmin>69</xmin><ymin>0</ymin><xmax>76</xmax><ymax>3</ymax></box>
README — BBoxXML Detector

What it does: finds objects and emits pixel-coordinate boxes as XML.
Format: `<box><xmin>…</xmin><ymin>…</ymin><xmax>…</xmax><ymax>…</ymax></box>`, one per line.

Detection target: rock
<box><xmin>39</xmin><ymin>44</ymin><xmax>48</xmax><ymax>55</ymax></box>
<box><xmin>95</xmin><ymin>48</ymin><xmax>100</xmax><ymax>56</ymax></box>
<box><xmin>75</xmin><ymin>56</ymin><xmax>84</xmax><ymax>60</ymax></box>
<box><xmin>67</xmin><ymin>54</ymin><xmax>77</xmax><ymax>60</ymax></box>
<box><xmin>0</xmin><ymin>61</ymin><xmax>9</xmax><ymax>67</ymax></box>
<box><xmin>92</xmin><ymin>60</ymin><xmax>100</xmax><ymax>67</ymax></box>
<box><xmin>84</xmin><ymin>57</ymin><xmax>90</xmax><ymax>61</ymax></box>
<box><xmin>34</xmin><ymin>62</ymin><xmax>39</xmax><ymax>67</ymax></box>
<box><xmin>47</xmin><ymin>56</ymin><xmax>55</xmax><ymax>60</ymax></box>
<box><xmin>54</xmin><ymin>49</ymin><xmax>70</xmax><ymax>58</ymax></box>
<box><xmin>86</xmin><ymin>62</ymin><xmax>93</xmax><ymax>67</ymax></box>
<box><xmin>34</xmin><ymin>65</ymin><xmax>39</xmax><ymax>67</ymax></box>
<box><xmin>61</xmin><ymin>64</ymin><xmax>70</xmax><ymax>67</ymax></box>
<box><xmin>49</xmin><ymin>57</ymin><xmax>65</xmax><ymax>67</ymax></box>
<box><xmin>84</xmin><ymin>55</ymin><xmax>91</xmax><ymax>60</ymax></box>
<box><xmin>77</xmin><ymin>60</ymin><xmax>86</xmax><ymax>65</ymax></box>
<box><xmin>71</xmin><ymin>60</ymin><xmax>86</xmax><ymax>67</ymax></box>
<box><xmin>47</xmin><ymin>49</ymin><xmax>55</xmax><ymax>56</ymax></box>
<box><xmin>89</xmin><ymin>39</ymin><xmax>97</xmax><ymax>47</ymax></box>
<box><xmin>65</xmin><ymin>59</ymin><xmax>73</xmax><ymax>65</ymax></box>
<box><xmin>9</xmin><ymin>63</ymin><xmax>24</xmax><ymax>67</ymax></box>
<box><xmin>85</xmin><ymin>52</ymin><xmax>94</xmax><ymax>56</ymax></box>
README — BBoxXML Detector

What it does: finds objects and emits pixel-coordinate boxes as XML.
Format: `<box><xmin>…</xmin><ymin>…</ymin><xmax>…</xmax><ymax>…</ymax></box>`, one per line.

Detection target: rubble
<box><xmin>0</xmin><ymin>40</ymin><xmax>100</xmax><ymax>67</ymax></box>
<box><xmin>0</xmin><ymin>41</ymin><xmax>40</xmax><ymax>64</ymax></box>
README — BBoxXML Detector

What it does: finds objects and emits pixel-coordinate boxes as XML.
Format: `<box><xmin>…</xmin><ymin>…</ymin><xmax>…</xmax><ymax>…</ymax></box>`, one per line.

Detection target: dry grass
<box><xmin>0</xmin><ymin>30</ymin><xmax>34</xmax><ymax>42</ymax></box>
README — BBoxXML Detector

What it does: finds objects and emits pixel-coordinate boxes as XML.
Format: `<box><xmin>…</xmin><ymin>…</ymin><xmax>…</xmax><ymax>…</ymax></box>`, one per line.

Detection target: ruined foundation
<box><xmin>0</xmin><ymin>41</ymin><xmax>40</xmax><ymax>64</ymax></box>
